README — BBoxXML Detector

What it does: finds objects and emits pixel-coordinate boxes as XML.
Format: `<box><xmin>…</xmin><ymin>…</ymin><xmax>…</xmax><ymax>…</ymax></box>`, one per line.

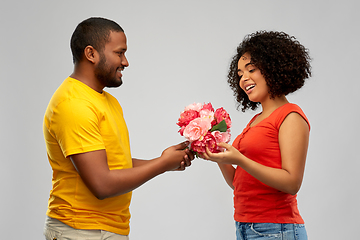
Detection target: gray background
<box><xmin>1</xmin><ymin>0</ymin><xmax>359</xmax><ymax>239</ymax></box>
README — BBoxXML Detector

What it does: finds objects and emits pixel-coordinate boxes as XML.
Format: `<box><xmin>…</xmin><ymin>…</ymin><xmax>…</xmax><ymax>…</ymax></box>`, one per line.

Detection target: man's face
<box><xmin>94</xmin><ymin>31</ymin><xmax>129</xmax><ymax>88</ymax></box>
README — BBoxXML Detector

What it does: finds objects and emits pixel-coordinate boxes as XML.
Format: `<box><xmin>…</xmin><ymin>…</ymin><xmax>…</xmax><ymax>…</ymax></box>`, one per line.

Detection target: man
<box><xmin>43</xmin><ymin>17</ymin><xmax>193</xmax><ymax>240</ymax></box>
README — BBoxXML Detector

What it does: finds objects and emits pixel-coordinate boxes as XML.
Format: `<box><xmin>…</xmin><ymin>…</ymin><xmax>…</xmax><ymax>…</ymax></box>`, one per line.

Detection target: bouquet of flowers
<box><xmin>177</xmin><ymin>102</ymin><xmax>231</xmax><ymax>156</ymax></box>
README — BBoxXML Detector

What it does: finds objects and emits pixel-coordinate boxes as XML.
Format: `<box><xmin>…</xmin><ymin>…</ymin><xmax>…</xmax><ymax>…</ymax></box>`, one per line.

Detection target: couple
<box><xmin>43</xmin><ymin>17</ymin><xmax>311</xmax><ymax>240</ymax></box>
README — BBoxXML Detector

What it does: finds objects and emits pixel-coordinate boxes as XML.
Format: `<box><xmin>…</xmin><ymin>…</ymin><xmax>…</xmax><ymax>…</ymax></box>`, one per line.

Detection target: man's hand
<box><xmin>160</xmin><ymin>141</ymin><xmax>194</xmax><ymax>171</ymax></box>
<box><xmin>174</xmin><ymin>148</ymin><xmax>195</xmax><ymax>171</ymax></box>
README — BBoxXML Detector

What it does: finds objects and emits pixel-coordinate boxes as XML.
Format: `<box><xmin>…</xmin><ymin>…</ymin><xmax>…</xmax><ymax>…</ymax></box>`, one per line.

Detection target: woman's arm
<box><xmin>217</xmin><ymin>163</ymin><xmax>236</xmax><ymax>189</ymax></box>
<box><xmin>204</xmin><ymin>112</ymin><xmax>309</xmax><ymax>195</ymax></box>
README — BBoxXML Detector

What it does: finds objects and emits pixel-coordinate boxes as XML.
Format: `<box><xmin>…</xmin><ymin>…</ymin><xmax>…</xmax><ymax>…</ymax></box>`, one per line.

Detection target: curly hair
<box><xmin>228</xmin><ymin>31</ymin><xmax>312</xmax><ymax>112</ymax></box>
<box><xmin>70</xmin><ymin>17</ymin><xmax>124</xmax><ymax>64</ymax></box>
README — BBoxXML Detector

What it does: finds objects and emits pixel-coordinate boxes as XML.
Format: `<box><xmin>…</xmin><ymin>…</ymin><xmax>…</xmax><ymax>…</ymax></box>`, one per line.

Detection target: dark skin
<box><xmin>69</xmin><ymin>31</ymin><xmax>194</xmax><ymax>200</ymax></box>
<box><xmin>71</xmin><ymin>144</ymin><xmax>192</xmax><ymax>200</ymax></box>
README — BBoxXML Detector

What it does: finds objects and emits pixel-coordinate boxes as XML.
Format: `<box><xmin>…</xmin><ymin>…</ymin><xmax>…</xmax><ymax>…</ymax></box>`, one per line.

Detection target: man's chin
<box><xmin>106</xmin><ymin>79</ymin><xmax>123</xmax><ymax>88</ymax></box>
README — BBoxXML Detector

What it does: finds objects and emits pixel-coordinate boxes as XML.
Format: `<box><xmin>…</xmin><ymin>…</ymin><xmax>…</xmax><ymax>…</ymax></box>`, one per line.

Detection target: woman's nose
<box><xmin>242</xmin><ymin>71</ymin><xmax>250</xmax><ymax>80</ymax></box>
<box><xmin>239</xmin><ymin>72</ymin><xmax>249</xmax><ymax>88</ymax></box>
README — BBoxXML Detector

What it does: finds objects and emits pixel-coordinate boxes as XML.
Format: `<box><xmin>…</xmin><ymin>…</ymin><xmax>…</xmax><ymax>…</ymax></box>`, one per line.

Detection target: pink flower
<box><xmin>183</xmin><ymin>118</ymin><xmax>211</xmax><ymax>141</ymax></box>
<box><xmin>212</xmin><ymin>130</ymin><xmax>231</xmax><ymax>144</ymax></box>
<box><xmin>178</xmin><ymin>126</ymin><xmax>186</xmax><ymax>136</ymax></box>
<box><xmin>184</xmin><ymin>103</ymin><xmax>202</xmax><ymax>112</ymax></box>
<box><xmin>199</xmin><ymin>109</ymin><xmax>214</xmax><ymax>122</ymax></box>
<box><xmin>214</xmin><ymin>107</ymin><xmax>232</xmax><ymax>128</ymax></box>
<box><xmin>199</xmin><ymin>103</ymin><xmax>215</xmax><ymax>123</ymax></box>
<box><xmin>191</xmin><ymin>132</ymin><xmax>219</xmax><ymax>153</ymax></box>
<box><xmin>177</xmin><ymin>102</ymin><xmax>232</xmax><ymax>156</ymax></box>
<box><xmin>177</xmin><ymin>109</ymin><xmax>199</xmax><ymax>127</ymax></box>
<box><xmin>201</xmin><ymin>102</ymin><xmax>214</xmax><ymax>112</ymax></box>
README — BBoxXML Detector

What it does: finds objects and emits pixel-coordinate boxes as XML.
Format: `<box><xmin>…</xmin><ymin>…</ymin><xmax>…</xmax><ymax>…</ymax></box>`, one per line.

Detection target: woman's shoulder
<box><xmin>276</xmin><ymin>103</ymin><xmax>310</xmax><ymax>130</ymax></box>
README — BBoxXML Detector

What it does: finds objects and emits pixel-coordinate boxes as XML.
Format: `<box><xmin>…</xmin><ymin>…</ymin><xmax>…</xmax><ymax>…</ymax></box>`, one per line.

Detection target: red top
<box><xmin>232</xmin><ymin>103</ymin><xmax>310</xmax><ymax>223</ymax></box>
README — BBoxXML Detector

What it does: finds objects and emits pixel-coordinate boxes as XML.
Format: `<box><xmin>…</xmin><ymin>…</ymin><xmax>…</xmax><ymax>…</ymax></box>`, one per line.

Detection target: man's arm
<box><xmin>70</xmin><ymin>142</ymin><xmax>193</xmax><ymax>200</ymax></box>
<box><xmin>132</xmin><ymin>155</ymin><xmax>192</xmax><ymax>170</ymax></box>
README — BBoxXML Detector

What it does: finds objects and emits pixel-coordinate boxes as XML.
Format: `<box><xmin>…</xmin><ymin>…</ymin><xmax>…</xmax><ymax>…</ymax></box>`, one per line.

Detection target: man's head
<box><xmin>70</xmin><ymin>17</ymin><xmax>124</xmax><ymax>64</ymax></box>
<box><xmin>71</xmin><ymin>17</ymin><xmax>129</xmax><ymax>90</ymax></box>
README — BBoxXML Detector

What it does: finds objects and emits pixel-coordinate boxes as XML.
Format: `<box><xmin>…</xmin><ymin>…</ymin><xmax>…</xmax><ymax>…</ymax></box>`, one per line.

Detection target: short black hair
<box><xmin>70</xmin><ymin>17</ymin><xmax>124</xmax><ymax>64</ymax></box>
<box><xmin>228</xmin><ymin>31</ymin><xmax>312</xmax><ymax>112</ymax></box>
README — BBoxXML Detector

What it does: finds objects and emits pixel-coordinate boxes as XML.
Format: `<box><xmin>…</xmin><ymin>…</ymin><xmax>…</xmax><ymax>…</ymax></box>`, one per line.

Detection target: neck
<box><xmin>260</xmin><ymin>95</ymin><xmax>289</xmax><ymax>115</ymax></box>
<box><xmin>70</xmin><ymin>64</ymin><xmax>104</xmax><ymax>93</ymax></box>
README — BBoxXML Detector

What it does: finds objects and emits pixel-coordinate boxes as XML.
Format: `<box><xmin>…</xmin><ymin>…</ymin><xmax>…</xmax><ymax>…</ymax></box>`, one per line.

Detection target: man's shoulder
<box><xmin>53</xmin><ymin>77</ymin><xmax>101</xmax><ymax>104</ymax></box>
<box><xmin>46</xmin><ymin>78</ymin><xmax>96</xmax><ymax>116</ymax></box>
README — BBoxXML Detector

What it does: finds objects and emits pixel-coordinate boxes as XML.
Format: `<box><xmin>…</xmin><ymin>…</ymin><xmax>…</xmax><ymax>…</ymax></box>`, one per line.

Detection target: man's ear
<box><xmin>84</xmin><ymin>46</ymin><xmax>99</xmax><ymax>64</ymax></box>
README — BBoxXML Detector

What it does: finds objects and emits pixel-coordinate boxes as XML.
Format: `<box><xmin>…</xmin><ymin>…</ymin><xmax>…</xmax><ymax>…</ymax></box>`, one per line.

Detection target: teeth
<box><xmin>246</xmin><ymin>85</ymin><xmax>255</xmax><ymax>91</ymax></box>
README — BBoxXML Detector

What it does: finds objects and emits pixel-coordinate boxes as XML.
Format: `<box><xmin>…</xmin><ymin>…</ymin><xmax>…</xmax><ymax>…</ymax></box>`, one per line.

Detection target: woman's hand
<box><xmin>202</xmin><ymin>142</ymin><xmax>243</xmax><ymax>165</ymax></box>
<box><xmin>201</xmin><ymin>142</ymin><xmax>238</xmax><ymax>189</ymax></box>
<box><xmin>202</xmin><ymin>112</ymin><xmax>309</xmax><ymax>195</ymax></box>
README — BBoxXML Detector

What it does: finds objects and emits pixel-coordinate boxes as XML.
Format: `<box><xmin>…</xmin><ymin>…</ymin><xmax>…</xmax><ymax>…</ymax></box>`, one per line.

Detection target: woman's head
<box><xmin>228</xmin><ymin>31</ymin><xmax>312</xmax><ymax>112</ymax></box>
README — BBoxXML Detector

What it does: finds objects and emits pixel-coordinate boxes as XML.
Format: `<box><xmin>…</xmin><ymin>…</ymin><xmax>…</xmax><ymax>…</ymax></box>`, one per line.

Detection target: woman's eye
<box><xmin>249</xmin><ymin>69</ymin><xmax>255</xmax><ymax>73</ymax></box>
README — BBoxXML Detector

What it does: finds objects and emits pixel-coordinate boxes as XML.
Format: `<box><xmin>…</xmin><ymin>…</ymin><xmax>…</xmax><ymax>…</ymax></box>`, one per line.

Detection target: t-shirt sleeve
<box><xmin>275</xmin><ymin>104</ymin><xmax>310</xmax><ymax>131</ymax></box>
<box><xmin>50</xmin><ymin>99</ymin><xmax>105</xmax><ymax>157</ymax></box>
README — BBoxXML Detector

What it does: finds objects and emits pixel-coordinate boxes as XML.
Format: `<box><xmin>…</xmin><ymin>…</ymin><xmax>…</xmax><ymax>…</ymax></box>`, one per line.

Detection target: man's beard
<box><xmin>94</xmin><ymin>54</ymin><xmax>123</xmax><ymax>88</ymax></box>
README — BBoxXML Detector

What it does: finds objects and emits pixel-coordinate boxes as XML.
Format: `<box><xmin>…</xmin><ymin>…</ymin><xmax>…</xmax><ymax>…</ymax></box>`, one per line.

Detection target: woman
<box><xmin>203</xmin><ymin>31</ymin><xmax>311</xmax><ymax>240</ymax></box>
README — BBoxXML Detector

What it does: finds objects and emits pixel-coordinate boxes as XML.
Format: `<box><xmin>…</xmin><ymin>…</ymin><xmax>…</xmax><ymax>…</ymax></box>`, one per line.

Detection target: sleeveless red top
<box><xmin>232</xmin><ymin>103</ymin><xmax>310</xmax><ymax>223</ymax></box>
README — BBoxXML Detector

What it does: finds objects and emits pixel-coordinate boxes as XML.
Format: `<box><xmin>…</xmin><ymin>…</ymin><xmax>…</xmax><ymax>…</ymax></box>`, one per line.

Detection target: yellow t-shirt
<box><xmin>43</xmin><ymin>77</ymin><xmax>133</xmax><ymax>235</ymax></box>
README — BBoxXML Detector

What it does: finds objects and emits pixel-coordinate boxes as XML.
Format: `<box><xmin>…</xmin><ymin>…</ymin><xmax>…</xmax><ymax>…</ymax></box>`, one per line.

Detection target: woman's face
<box><xmin>237</xmin><ymin>52</ymin><xmax>269</xmax><ymax>103</ymax></box>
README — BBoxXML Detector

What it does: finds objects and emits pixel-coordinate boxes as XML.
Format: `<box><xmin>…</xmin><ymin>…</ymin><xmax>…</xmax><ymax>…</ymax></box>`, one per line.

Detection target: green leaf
<box><xmin>211</xmin><ymin>120</ymin><xmax>227</xmax><ymax>132</ymax></box>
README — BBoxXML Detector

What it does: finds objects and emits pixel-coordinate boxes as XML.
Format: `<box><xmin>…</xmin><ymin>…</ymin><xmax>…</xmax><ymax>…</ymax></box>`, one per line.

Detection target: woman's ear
<box><xmin>83</xmin><ymin>46</ymin><xmax>99</xmax><ymax>64</ymax></box>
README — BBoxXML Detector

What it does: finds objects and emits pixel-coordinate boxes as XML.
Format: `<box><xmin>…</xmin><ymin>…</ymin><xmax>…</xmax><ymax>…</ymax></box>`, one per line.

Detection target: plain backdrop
<box><xmin>1</xmin><ymin>0</ymin><xmax>359</xmax><ymax>239</ymax></box>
